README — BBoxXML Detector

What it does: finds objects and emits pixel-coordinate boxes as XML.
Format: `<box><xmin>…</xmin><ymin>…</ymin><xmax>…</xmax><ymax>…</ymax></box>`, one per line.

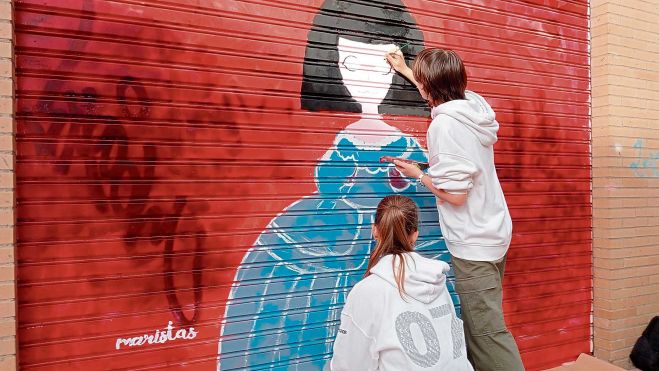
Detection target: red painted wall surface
<box><xmin>15</xmin><ymin>0</ymin><xmax>591</xmax><ymax>370</ymax></box>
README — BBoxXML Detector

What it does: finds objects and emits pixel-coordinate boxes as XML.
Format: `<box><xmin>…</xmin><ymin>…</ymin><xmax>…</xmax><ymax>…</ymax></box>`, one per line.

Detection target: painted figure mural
<box><xmin>14</xmin><ymin>0</ymin><xmax>592</xmax><ymax>369</ymax></box>
<box><xmin>218</xmin><ymin>1</ymin><xmax>456</xmax><ymax>369</ymax></box>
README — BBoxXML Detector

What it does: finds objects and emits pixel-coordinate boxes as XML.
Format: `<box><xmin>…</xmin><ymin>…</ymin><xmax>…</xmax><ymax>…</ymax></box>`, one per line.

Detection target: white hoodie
<box><xmin>427</xmin><ymin>90</ymin><xmax>512</xmax><ymax>261</ymax></box>
<box><xmin>330</xmin><ymin>252</ymin><xmax>473</xmax><ymax>371</ymax></box>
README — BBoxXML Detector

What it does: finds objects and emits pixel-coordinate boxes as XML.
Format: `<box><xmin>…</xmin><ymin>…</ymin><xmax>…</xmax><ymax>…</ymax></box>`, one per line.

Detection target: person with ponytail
<box><xmin>330</xmin><ymin>195</ymin><xmax>472</xmax><ymax>371</ymax></box>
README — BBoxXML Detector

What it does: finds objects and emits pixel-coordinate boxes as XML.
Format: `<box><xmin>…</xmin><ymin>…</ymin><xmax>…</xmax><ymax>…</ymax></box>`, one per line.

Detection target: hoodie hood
<box><xmin>370</xmin><ymin>252</ymin><xmax>450</xmax><ymax>304</ymax></box>
<box><xmin>431</xmin><ymin>90</ymin><xmax>499</xmax><ymax>146</ymax></box>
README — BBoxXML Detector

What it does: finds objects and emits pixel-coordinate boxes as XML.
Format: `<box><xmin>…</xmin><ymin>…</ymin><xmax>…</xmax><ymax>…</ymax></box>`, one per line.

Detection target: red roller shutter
<box><xmin>15</xmin><ymin>1</ymin><xmax>590</xmax><ymax>370</ymax></box>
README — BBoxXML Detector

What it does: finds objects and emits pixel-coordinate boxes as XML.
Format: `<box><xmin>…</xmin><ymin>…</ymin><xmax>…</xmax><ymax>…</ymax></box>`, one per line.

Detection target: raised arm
<box><xmin>386</xmin><ymin>51</ymin><xmax>418</xmax><ymax>87</ymax></box>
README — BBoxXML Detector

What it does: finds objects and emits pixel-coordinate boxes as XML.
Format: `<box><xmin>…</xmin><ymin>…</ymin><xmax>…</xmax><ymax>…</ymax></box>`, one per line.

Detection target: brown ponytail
<box><xmin>365</xmin><ymin>195</ymin><xmax>419</xmax><ymax>298</ymax></box>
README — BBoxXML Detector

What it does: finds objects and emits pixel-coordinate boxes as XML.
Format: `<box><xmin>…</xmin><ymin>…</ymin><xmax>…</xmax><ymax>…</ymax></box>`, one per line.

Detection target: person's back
<box><xmin>330</xmin><ymin>195</ymin><xmax>472</xmax><ymax>371</ymax></box>
<box><xmin>332</xmin><ymin>253</ymin><xmax>472</xmax><ymax>371</ymax></box>
<box><xmin>428</xmin><ymin>90</ymin><xmax>512</xmax><ymax>261</ymax></box>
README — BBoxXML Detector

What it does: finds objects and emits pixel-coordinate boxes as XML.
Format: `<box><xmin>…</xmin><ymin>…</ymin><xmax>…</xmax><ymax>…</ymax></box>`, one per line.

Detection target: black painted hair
<box><xmin>300</xmin><ymin>0</ymin><xmax>428</xmax><ymax>116</ymax></box>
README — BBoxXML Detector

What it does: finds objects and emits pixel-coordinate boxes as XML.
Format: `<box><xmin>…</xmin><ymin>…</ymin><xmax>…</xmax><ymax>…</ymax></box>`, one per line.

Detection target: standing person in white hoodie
<box><xmin>330</xmin><ymin>195</ymin><xmax>473</xmax><ymax>371</ymax></box>
<box><xmin>384</xmin><ymin>49</ymin><xmax>525</xmax><ymax>371</ymax></box>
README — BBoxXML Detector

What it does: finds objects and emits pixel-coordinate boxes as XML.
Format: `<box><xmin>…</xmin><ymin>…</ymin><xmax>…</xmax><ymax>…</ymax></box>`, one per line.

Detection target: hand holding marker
<box><xmin>386</xmin><ymin>43</ymin><xmax>409</xmax><ymax>73</ymax></box>
<box><xmin>390</xmin><ymin>42</ymin><xmax>411</xmax><ymax>55</ymax></box>
<box><xmin>380</xmin><ymin>156</ymin><xmax>429</xmax><ymax>170</ymax></box>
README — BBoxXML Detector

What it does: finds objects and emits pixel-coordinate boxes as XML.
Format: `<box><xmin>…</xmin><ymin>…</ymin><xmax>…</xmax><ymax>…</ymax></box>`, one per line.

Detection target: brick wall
<box><xmin>592</xmin><ymin>0</ymin><xmax>659</xmax><ymax>369</ymax></box>
<box><xmin>0</xmin><ymin>0</ymin><xmax>13</xmax><ymax>369</ymax></box>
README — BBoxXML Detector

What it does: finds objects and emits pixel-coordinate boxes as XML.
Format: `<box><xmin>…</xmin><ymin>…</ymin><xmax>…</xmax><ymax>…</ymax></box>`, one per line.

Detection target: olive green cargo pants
<box><xmin>452</xmin><ymin>255</ymin><xmax>525</xmax><ymax>371</ymax></box>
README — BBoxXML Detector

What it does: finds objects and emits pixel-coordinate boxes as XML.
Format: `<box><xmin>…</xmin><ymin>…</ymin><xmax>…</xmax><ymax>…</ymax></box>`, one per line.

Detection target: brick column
<box><xmin>0</xmin><ymin>0</ymin><xmax>13</xmax><ymax>369</ymax></box>
<box><xmin>592</xmin><ymin>0</ymin><xmax>659</xmax><ymax>369</ymax></box>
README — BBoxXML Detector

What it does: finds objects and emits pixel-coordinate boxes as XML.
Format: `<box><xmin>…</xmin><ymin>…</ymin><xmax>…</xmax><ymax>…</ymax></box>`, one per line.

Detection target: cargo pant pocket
<box><xmin>455</xmin><ymin>273</ymin><xmax>506</xmax><ymax>336</ymax></box>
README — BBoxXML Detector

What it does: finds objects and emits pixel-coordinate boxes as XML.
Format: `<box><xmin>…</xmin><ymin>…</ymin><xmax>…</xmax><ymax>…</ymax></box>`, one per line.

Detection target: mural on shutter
<box><xmin>15</xmin><ymin>1</ymin><xmax>590</xmax><ymax>370</ymax></box>
<box><xmin>219</xmin><ymin>2</ymin><xmax>451</xmax><ymax>369</ymax></box>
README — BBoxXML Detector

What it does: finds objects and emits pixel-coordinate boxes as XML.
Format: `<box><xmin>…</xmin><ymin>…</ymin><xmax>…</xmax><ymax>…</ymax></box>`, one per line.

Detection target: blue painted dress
<box><xmin>218</xmin><ymin>122</ymin><xmax>457</xmax><ymax>370</ymax></box>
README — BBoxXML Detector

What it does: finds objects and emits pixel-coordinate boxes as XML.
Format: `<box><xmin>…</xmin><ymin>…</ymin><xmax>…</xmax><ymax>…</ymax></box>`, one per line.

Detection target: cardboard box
<box><xmin>544</xmin><ymin>353</ymin><xmax>626</xmax><ymax>371</ymax></box>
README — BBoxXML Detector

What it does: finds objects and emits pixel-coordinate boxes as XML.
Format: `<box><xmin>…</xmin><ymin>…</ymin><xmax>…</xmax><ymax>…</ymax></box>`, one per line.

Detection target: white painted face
<box><xmin>337</xmin><ymin>37</ymin><xmax>397</xmax><ymax>109</ymax></box>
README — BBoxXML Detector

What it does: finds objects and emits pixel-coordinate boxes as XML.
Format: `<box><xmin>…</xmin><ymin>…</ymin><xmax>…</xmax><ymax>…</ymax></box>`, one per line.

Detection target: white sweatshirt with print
<box><xmin>427</xmin><ymin>91</ymin><xmax>512</xmax><ymax>262</ymax></box>
<box><xmin>330</xmin><ymin>252</ymin><xmax>473</xmax><ymax>371</ymax></box>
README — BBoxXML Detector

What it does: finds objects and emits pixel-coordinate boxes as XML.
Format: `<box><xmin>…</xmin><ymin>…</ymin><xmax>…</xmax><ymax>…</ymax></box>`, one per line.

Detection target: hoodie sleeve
<box><xmin>330</xmin><ymin>312</ymin><xmax>378</xmax><ymax>371</ymax></box>
<box><xmin>330</xmin><ymin>285</ymin><xmax>379</xmax><ymax>371</ymax></box>
<box><xmin>426</xmin><ymin>117</ymin><xmax>479</xmax><ymax>194</ymax></box>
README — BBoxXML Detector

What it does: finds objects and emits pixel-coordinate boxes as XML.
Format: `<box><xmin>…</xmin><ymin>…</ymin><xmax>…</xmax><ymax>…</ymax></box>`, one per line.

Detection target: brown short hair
<box><xmin>413</xmin><ymin>48</ymin><xmax>467</xmax><ymax>106</ymax></box>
